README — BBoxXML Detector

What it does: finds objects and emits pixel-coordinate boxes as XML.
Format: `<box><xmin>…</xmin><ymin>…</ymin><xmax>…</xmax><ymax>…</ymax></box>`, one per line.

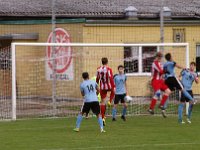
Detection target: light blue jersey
<box><xmin>80</xmin><ymin>80</ymin><xmax>98</xmax><ymax>102</ymax></box>
<box><xmin>114</xmin><ymin>74</ymin><xmax>127</xmax><ymax>95</ymax></box>
<box><xmin>181</xmin><ymin>69</ymin><xmax>198</xmax><ymax>91</ymax></box>
<box><xmin>163</xmin><ymin>61</ymin><xmax>176</xmax><ymax>79</ymax></box>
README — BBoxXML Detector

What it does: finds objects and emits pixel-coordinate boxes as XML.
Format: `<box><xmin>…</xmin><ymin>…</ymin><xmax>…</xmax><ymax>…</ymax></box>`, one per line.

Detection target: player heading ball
<box><xmin>148</xmin><ymin>52</ymin><xmax>171</xmax><ymax>118</ymax></box>
<box><xmin>96</xmin><ymin>57</ymin><xmax>115</xmax><ymax>126</ymax></box>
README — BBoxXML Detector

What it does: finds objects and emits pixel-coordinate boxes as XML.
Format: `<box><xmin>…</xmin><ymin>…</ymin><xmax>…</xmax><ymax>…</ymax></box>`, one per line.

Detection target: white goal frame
<box><xmin>11</xmin><ymin>42</ymin><xmax>189</xmax><ymax>120</ymax></box>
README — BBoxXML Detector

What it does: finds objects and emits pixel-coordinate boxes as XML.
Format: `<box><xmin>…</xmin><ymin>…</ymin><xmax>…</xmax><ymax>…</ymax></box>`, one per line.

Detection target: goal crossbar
<box><xmin>12</xmin><ymin>42</ymin><xmax>189</xmax><ymax>47</ymax></box>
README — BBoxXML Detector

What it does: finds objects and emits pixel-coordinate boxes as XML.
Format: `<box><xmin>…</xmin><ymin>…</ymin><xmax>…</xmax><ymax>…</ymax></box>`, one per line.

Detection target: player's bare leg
<box><xmin>159</xmin><ymin>89</ymin><xmax>171</xmax><ymax>118</ymax></box>
<box><xmin>108</xmin><ymin>88</ymin><xmax>115</xmax><ymax>107</ymax></box>
<box><xmin>160</xmin><ymin>88</ymin><xmax>171</xmax><ymax>108</ymax></box>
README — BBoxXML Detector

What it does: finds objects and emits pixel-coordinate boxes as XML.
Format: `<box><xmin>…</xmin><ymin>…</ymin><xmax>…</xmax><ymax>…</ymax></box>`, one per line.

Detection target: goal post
<box><xmin>9</xmin><ymin>42</ymin><xmax>189</xmax><ymax>120</ymax></box>
<box><xmin>11</xmin><ymin>43</ymin><xmax>17</xmax><ymax>120</ymax></box>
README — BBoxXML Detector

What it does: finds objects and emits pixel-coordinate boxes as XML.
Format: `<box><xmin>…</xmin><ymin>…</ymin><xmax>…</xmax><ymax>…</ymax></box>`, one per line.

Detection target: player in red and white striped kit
<box><xmin>148</xmin><ymin>52</ymin><xmax>171</xmax><ymax>118</ymax></box>
<box><xmin>96</xmin><ymin>57</ymin><xmax>115</xmax><ymax>125</ymax></box>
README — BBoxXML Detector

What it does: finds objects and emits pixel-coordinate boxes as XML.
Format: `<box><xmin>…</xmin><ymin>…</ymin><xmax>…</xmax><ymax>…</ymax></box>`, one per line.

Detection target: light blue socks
<box><xmin>178</xmin><ymin>103</ymin><xmax>184</xmax><ymax>122</ymax></box>
<box><xmin>76</xmin><ymin>114</ymin><xmax>83</xmax><ymax>128</ymax></box>
<box><xmin>122</xmin><ymin>107</ymin><xmax>127</xmax><ymax>116</ymax></box>
<box><xmin>112</xmin><ymin>108</ymin><xmax>117</xmax><ymax>118</ymax></box>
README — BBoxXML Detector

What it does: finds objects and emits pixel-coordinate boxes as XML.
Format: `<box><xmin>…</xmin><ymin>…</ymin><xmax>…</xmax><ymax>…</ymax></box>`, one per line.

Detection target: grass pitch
<box><xmin>0</xmin><ymin>108</ymin><xmax>200</xmax><ymax>150</ymax></box>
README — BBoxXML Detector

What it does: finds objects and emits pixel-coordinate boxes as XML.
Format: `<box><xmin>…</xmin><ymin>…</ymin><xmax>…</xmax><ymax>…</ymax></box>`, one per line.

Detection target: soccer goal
<box><xmin>1</xmin><ymin>42</ymin><xmax>190</xmax><ymax>120</ymax></box>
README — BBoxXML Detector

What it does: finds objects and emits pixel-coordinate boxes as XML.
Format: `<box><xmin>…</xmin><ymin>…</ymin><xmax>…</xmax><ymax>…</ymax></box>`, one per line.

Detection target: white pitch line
<box><xmin>70</xmin><ymin>142</ymin><xmax>200</xmax><ymax>150</ymax></box>
<box><xmin>40</xmin><ymin>142</ymin><xmax>200</xmax><ymax>150</ymax></box>
<box><xmin>0</xmin><ymin>124</ymin><xmax>100</xmax><ymax>132</ymax></box>
<box><xmin>41</xmin><ymin>149</ymin><xmax>64</xmax><ymax>150</ymax></box>
<box><xmin>0</xmin><ymin>126</ymin><xmax>66</xmax><ymax>131</ymax></box>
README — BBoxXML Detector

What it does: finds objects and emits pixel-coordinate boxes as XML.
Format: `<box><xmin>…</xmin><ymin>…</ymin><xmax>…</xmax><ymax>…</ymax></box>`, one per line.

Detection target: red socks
<box><xmin>100</xmin><ymin>104</ymin><xmax>106</xmax><ymax>119</ymax></box>
<box><xmin>109</xmin><ymin>89</ymin><xmax>115</xmax><ymax>103</ymax></box>
<box><xmin>160</xmin><ymin>95</ymin><xmax>168</xmax><ymax>106</ymax></box>
<box><xmin>150</xmin><ymin>98</ymin><xmax>157</xmax><ymax>110</ymax></box>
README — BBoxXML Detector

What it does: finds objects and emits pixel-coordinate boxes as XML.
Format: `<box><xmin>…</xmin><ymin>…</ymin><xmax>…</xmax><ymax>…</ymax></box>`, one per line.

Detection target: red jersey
<box><xmin>151</xmin><ymin>60</ymin><xmax>164</xmax><ymax>81</ymax></box>
<box><xmin>96</xmin><ymin>66</ymin><xmax>115</xmax><ymax>90</ymax></box>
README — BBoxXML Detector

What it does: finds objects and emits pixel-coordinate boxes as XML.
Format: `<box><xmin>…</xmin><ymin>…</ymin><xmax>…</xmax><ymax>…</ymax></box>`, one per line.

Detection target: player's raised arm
<box><xmin>190</xmin><ymin>62</ymin><xmax>199</xmax><ymax>84</ymax></box>
<box><xmin>165</xmin><ymin>53</ymin><xmax>185</xmax><ymax>70</ymax></box>
<box><xmin>195</xmin><ymin>76</ymin><xmax>199</xmax><ymax>84</ymax></box>
<box><xmin>194</xmin><ymin>72</ymin><xmax>199</xmax><ymax>84</ymax></box>
<box><xmin>175</xmin><ymin>63</ymin><xmax>185</xmax><ymax>70</ymax></box>
<box><xmin>179</xmin><ymin>69</ymin><xmax>185</xmax><ymax>80</ymax></box>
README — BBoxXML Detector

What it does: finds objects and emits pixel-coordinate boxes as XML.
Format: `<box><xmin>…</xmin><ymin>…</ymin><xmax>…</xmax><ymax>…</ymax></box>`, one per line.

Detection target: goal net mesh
<box><xmin>0</xmin><ymin>43</ymin><xmax>189</xmax><ymax>120</ymax></box>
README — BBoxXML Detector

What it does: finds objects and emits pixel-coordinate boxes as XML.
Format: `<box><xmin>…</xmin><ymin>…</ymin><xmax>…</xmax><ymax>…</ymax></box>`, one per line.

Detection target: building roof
<box><xmin>0</xmin><ymin>0</ymin><xmax>200</xmax><ymax>19</ymax></box>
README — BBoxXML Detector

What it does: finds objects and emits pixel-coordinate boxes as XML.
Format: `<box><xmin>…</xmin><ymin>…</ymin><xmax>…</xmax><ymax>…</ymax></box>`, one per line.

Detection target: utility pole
<box><xmin>160</xmin><ymin>0</ymin><xmax>164</xmax><ymax>52</ymax></box>
<box><xmin>51</xmin><ymin>0</ymin><xmax>56</xmax><ymax>116</ymax></box>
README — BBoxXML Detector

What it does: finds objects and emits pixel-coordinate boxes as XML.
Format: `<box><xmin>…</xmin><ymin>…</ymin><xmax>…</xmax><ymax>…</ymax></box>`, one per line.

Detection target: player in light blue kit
<box><xmin>164</xmin><ymin>53</ymin><xmax>194</xmax><ymax>106</ymax></box>
<box><xmin>73</xmin><ymin>72</ymin><xmax>105</xmax><ymax>133</ymax></box>
<box><xmin>112</xmin><ymin>65</ymin><xmax>128</xmax><ymax>121</ymax></box>
<box><xmin>178</xmin><ymin>62</ymin><xmax>199</xmax><ymax>124</ymax></box>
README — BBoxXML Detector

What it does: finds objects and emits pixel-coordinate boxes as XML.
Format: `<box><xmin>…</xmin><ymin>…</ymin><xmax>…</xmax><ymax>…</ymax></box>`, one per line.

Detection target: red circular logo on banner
<box><xmin>47</xmin><ymin>28</ymin><xmax>72</xmax><ymax>73</ymax></box>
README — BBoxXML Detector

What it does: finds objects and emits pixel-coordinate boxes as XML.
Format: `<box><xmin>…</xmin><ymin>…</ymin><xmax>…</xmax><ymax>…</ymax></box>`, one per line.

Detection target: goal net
<box><xmin>0</xmin><ymin>42</ymin><xmax>189</xmax><ymax>120</ymax></box>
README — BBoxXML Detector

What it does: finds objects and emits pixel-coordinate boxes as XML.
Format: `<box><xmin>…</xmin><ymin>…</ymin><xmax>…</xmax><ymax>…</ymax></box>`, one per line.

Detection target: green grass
<box><xmin>0</xmin><ymin>111</ymin><xmax>200</xmax><ymax>150</ymax></box>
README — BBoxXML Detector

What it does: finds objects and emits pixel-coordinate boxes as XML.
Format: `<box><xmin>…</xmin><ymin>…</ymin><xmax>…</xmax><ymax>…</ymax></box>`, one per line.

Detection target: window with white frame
<box><xmin>124</xmin><ymin>46</ymin><xmax>138</xmax><ymax>73</ymax></box>
<box><xmin>124</xmin><ymin>46</ymin><xmax>157</xmax><ymax>75</ymax></box>
<box><xmin>196</xmin><ymin>45</ymin><xmax>200</xmax><ymax>72</ymax></box>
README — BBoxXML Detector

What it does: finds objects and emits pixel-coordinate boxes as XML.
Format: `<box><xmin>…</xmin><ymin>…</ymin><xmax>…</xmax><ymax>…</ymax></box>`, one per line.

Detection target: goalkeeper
<box><xmin>112</xmin><ymin>65</ymin><xmax>128</xmax><ymax>121</ymax></box>
<box><xmin>178</xmin><ymin>62</ymin><xmax>199</xmax><ymax>124</ymax></box>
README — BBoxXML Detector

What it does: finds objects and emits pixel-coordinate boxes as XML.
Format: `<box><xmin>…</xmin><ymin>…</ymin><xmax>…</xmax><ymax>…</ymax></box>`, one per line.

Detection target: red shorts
<box><xmin>100</xmin><ymin>89</ymin><xmax>114</xmax><ymax>99</ymax></box>
<box><xmin>151</xmin><ymin>79</ymin><xmax>168</xmax><ymax>93</ymax></box>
